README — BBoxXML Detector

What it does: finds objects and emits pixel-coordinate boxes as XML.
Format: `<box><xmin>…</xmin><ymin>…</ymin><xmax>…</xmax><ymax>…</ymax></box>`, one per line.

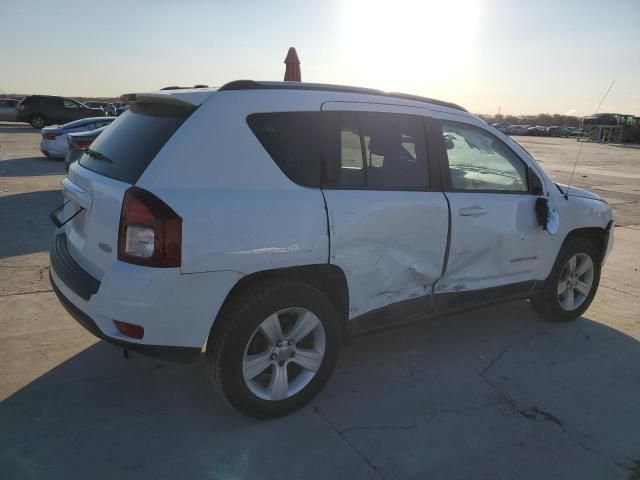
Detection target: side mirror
<box><xmin>535</xmin><ymin>197</ymin><xmax>549</xmax><ymax>228</ymax></box>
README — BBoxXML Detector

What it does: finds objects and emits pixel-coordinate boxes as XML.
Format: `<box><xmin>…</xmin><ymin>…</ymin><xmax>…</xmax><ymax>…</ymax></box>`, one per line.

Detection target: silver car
<box><xmin>40</xmin><ymin>117</ymin><xmax>115</xmax><ymax>158</ymax></box>
<box><xmin>0</xmin><ymin>99</ymin><xmax>20</xmax><ymax>121</ymax></box>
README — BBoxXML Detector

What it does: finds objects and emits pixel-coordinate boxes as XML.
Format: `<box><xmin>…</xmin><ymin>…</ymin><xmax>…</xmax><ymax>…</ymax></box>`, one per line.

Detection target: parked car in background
<box><xmin>0</xmin><ymin>98</ymin><xmax>20</xmax><ymax>121</ymax></box>
<box><xmin>112</xmin><ymin>102</ymin><xmax>129</xmax><ymax>116</ymax></box>
<box><xmin>64</xmin><ymin>126</ymin><xmax>107</xmax><ymax>172</ymax></box>
<box><xmin>547</xmin><ymin>126</ymin><xmax>569</xmax><ymax>137</ymax></box>
<box><xmin>40</xmin><ymin>117</ymin><xmax>114</xmax><ymax>158</ymax></box>
<box><xmin>51</xmin><ymin>81</ymin><xmax>614</xmax><ymax>418</ymax></box>
<box><xmin>492</xmin><ymin>122</ymin><xmax>510</xmax><ymax>133</ymax></box>
<box><xmin>506</xmin><ymin>125</ymin><xmax>530</xmax><ymax>135</ymax></box>
<box><xmin>84</xmin><ymin>101</ymin><xmax>117</xmax><ymax>116</ymax></box>
<box><xmin>17</xmin><ymin>95</ymin><xmax>106</xmax><ymax>128</ymax></box>
<box><xmin>526</xmin><ymin>126</ymin><xmax>548</xmax><ymax>136</ymax></box>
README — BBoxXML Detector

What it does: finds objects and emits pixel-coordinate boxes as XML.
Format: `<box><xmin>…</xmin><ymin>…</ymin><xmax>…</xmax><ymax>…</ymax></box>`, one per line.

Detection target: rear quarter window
<box><xmin>78</xmin><ymin>103</ymin><xmax>191</xmax><ymax>184</ymax></box>
<box><xmin>247</xmin><ymin>112</ymin><xmax>323</xmax><ymax>187</ymax></box>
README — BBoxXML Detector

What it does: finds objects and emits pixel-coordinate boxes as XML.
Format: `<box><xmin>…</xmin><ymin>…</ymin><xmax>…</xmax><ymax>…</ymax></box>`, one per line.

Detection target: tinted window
<box><xmin>63</xmin><ymin>100</ymin><xmax>79</xmax><ymax>109</ymax></box>
<box><xmin>247</xmin><ymin>112</ymin><xmax>323</xmax><ymax>187</ymax></box>
<box><xmin>79</xmin><ymin>103</ymin><xmax>191</xmax><ymax>184</ymax></box>
<box><xmin>442</xmin><ymin>121</ymin><xmax>528</xmax><ymax>192</ymax></box>
<box><xmin>325</xmin><ymin>111</ymin><xmax>429</xmax><ymax>190</ymax></box>
<box><xmin>42</xmin><ymin>98</ymin><xmax>63</xmax><ymax>108</ymax></box>
<box><xmin>21</xmin><ymin>96</ymin><xmax>41</xmax><ymax>106</ymax></box>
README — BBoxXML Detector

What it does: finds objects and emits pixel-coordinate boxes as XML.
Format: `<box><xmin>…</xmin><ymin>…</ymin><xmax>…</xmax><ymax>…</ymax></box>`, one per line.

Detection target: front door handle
<box><xmin>459</xmin><ymin>206</ymin><xmax>488</xmax><ymax>217</ymax></box>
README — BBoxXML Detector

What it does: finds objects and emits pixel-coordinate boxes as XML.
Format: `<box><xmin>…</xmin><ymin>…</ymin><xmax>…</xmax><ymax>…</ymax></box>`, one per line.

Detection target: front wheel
<box><xmin>533</xmin><ymin>238</ymin><xmax>601</xmax><ymax>321</ymax></box>
<box><xmin>206</xmin><ymin>280</ymin><xmax>341</xmax><ymax>418</ymax></box>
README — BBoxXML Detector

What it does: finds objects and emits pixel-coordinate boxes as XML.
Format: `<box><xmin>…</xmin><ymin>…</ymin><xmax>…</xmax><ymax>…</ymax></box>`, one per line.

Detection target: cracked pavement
<box><xmin>1</xmin><ymin>125</ymin><xmax>639</xmax><ymax>479</ymax></box>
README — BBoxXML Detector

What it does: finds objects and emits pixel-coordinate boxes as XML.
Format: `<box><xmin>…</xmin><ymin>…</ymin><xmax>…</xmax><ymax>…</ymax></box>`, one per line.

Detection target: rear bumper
<box><xmin>50</xmin><ymin>272</ymin><xmax>201</xmax><ymax>363</ymax></box>
<box><xmin>49</xmin><ymin>233</ymin><xmax>243</xmax><ymax>360</ymax></box>
<box><xmin>40</xmin><ymin>138</ymin><xmax>67</xmax><ymax>157</ymax></box>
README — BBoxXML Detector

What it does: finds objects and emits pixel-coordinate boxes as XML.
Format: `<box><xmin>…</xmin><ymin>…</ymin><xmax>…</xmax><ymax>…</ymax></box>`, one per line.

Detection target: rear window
<box><xmin>21</xmin><ymin>96</ymin><xmax>41</xmax><ymax>106</ymax></box>
<box><xmin>79</xmin><ymin>103</ymin><xmax>191</xmax><ymax>184</ymax></box>
<box><xmin>247</xmin><ymin>112</ymin><xmax>323</xmax><ymax>187</ymax></box>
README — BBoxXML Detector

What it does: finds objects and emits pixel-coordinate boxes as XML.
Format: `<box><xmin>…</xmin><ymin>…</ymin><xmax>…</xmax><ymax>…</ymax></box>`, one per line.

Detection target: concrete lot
<box><xmin>0</xmin><ymin>124</ymin><xmax>639</xmax><ymax>479</ymax></box>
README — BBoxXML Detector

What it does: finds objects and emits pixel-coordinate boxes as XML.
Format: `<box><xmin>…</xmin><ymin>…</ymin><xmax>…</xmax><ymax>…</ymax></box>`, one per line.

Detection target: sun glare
<box><xmin>341</xmin><ymin>0</ymin><xmax>481</xmax><ymax>93</ymax></box>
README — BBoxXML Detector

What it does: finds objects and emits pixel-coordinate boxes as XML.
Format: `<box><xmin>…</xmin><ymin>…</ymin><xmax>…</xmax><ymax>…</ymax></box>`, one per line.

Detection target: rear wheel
<box><xmin>206</xmin><ymin>280</ymin><xmax>341</xmax><ymax>418</ymax></box>
<box><xmin>30</xmin><ymin>114</ymin><xmax>46</xmax><ymax>129</ymax></box>
<box><xmin>533</xmin><ymin>238</ymin><xmax>601</xmax><ymax>321</ymax></box>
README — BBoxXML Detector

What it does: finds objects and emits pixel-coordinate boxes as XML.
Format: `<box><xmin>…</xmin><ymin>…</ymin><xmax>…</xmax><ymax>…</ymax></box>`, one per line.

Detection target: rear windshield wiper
<box><xmin>85</xmin><ymin>148</ymin><xmax>114</xmax><ymax>163</ymax></box>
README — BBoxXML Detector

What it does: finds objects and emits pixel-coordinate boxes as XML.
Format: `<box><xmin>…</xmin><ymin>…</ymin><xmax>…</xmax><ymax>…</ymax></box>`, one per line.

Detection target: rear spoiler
<box><xmin>120</xmin><ymin>93</ymin><xmax>198</xmax><ymax>111</ymax></box>
<box><xmin>121</xmin><ymin>89</ymin><xmax>215</xmax><ymax>110</ymax></box>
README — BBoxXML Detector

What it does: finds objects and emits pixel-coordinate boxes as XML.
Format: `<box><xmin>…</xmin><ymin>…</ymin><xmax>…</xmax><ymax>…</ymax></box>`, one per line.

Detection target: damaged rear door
<box><xmin>320</xmin><ymin>103</ymin><xmax>449</xmax><ymax>323</ymax></box>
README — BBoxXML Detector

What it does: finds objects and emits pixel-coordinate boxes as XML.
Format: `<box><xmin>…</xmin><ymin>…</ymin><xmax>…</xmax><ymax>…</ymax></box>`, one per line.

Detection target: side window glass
<box><xmin>359</xmin><ymin>112</ymin><xmax>427</xmax><ymax>189</ymax></box>
<box><xmin>42</xmin><ymin>98</ymin><xmax>62</xmax><ymax>108</ymax></box>
<box><xmin>338</xmin><ymin>113</ymin><xmax>365</xmax><ymax>186</ymax></box>
<box><xmin>246</xmin><ymin>112</ymin><xmax>323</xmax><ymax>187</ymax></box>
<box><xmin>442</xmin><ymin>122</ymin><xmax>528</xmax><ymax>192</ymax></box>
<box><xmin>64</xmin><ymin>100</ymin><xmax>79</xmax><ymax>109</ymax></box>
<box><xmin>325</xmin><ymin>111</ymin><xmax>429</xmax><ymax>190</ymax></box>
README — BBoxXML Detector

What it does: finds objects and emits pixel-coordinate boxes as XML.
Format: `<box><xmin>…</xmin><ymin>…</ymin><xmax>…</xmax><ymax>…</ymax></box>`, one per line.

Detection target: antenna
<box><xmin>565</xmin><ymin>80</ymin><xmax>615</xmax><ymax>199</ymax></box>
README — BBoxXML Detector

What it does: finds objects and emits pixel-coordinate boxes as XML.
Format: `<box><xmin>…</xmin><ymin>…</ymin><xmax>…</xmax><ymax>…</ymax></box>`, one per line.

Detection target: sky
<box><xmin>0</xmin><ymin>0</ymin><xmax>638</xmax><ymax>116</ymax></box>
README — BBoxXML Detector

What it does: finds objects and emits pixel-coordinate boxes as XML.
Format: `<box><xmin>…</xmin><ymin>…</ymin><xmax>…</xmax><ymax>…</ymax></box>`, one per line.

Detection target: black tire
<box><xmin>532</xmin><ymin>237</ymin><xmax>601</xmax><ymax>322</ymax></box>
<box><xmin>206</xmin><ymin>280</ymin><xmax>341</xmax><ymax>418</ymax></box>
<box><xmin>30</xmin><ymin>114</ymin><xmax>46</xmax><ymax>129</ymax></box>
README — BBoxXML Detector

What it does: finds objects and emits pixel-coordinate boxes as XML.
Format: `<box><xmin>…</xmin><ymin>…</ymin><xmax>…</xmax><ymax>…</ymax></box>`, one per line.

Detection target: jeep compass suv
<box><xmin>50</xmin><ymin>81</ymin><xmax>614</xmax><ymax>418</ymax></box>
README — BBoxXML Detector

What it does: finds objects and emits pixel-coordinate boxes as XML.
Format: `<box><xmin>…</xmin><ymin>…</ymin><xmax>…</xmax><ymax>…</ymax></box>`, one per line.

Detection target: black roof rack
<box><xmin>218</xmin><ymin>80</ymin><xmax>467</xmax><ymax>112</ymax></box>
<box><xmin>160</xmin><ymin>85</ymin><xmax>210</xmax><ymax>91</ymax></box>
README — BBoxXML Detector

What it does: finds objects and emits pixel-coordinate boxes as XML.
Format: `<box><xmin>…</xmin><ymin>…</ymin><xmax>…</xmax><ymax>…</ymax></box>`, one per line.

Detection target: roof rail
<box><xmin>159</xmin><ymin>85</ymin><xmax>210</xmax><ymax>91</ymax></box>
<box><xmin>218</xmin><ymin>80</ymin><xmax>467</xmax><ymax>112</ymax></box>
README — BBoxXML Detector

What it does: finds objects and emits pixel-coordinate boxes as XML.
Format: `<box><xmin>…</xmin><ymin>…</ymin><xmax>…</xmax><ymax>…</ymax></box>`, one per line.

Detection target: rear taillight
<box><xmin>42</xmin><ymin>133</ymin><xmax>58</xmax><ymax>140</ymax></box>
<box><xmin>68</xmin><ymin>138</ymin><xmax>91</xmax><ymax>150</ymax></box>
<box><xmin>118</xmin><ymin>187</ymin><xmax>182</xmax><ymax>267</ymax></box>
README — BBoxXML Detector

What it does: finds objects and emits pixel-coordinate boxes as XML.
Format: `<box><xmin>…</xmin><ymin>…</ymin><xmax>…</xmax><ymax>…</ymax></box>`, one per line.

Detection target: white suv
<box><xmin>50</xmin><ymin>81</ymin><xmax>614</xmax><ymax>418</ymax></box>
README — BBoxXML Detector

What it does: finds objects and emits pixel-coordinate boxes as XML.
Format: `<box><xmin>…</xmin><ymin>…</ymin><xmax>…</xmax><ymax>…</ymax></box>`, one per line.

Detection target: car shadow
<box><xmin>609</xmin><ymin>143</ymin><xmax>640</xmax><ymax>150</ymax></box>
<box><xmin>0</xmin><ymin>156</ymin><xmax>65</xmax><ymax>177</ymax></box>
<box><xmin>0</xmin><ymin>123</ymin><xmax>35</xmax><ymax>134</ymax></box>
<box><xmin>0</xmin><ymin>190</ymin><xmax>61</xmax><ymax>259</ymax></box>
<box><xmin>0</xmin><ymin>301</ymin><xmax>638</xmax><ymax>479</ymax></box>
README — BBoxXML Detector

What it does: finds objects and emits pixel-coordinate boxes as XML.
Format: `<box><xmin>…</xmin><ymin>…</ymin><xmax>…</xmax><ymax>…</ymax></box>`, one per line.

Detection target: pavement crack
<box><xmin>601</xmin><ymin>285</ymin><xmax>640</xmax><ymax>299</ymax></box>
<box><xmin>519</xmin><ymin>406</ymin><xmax>567</xmax><ymax>431</ymax></box>
<box><xmin>518</xmin><ymin>406</ymin><xmax>632</xmax><ymax>471</ymax></box>
<box><xmin>479</xmin><ymin>333</ymin><xmax>538</xmax><ymax>377</ymax></box>
<box><xmin>0</xmin><ymin>289</ymin><xmax>54</xmax><ymax>298</ymax></box>
<box><xmin>313</xmin><ymin>405</ymin><xmax>387</xmax><ymax>480</ymax></box>
<box><xmin>479</xmin><ymin>374</ymin><xmax>632</xmax><ymax>472</ymax></box>
<box><xmin>338</xmin><ymin>402</ymin><xmax>500</xmax><ymax>435</ymax></box>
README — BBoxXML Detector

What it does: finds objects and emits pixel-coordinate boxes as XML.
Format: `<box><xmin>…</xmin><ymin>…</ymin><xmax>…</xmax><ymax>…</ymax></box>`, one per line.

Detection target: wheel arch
<box><xmin>210</xmin><ymin>264</ymin><xmax>350</xmax><ymax>345</ymax></box>
<box><xmin>561</xmin><ymin>222</ymin><xmax>612</xmax><ymax>262</ymax></box>
<box><xmin>29</xmin><ymin>112</ymin><xmax>47</xmax><ymax>126</ymax></box>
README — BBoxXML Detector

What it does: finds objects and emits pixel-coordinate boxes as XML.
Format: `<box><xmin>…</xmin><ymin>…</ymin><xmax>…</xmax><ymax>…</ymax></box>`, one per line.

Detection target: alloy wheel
<box><xmin>242</xmin><ymin>307</ymin><xmax>326</xmax><ymax>401</ymax></box>
<box><xmin>557</xmin><ymin>253</ymin><xmax>594</xmax><ymax>311</ymax></box>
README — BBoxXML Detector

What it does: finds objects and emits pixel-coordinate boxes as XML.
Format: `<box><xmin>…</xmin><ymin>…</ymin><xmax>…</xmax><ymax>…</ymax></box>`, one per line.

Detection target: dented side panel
<box><xmin>322</xmin><ymin>189</ymin><xmax>449</xmax><ymax>319</ymax></box>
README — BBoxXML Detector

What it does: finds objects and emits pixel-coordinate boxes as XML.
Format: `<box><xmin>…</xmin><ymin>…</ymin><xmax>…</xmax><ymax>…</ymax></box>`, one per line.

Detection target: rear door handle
<box><xmin>459</xmin><ymin>206</ymin><xmax>488</xmax><ymax>217</ymax></box>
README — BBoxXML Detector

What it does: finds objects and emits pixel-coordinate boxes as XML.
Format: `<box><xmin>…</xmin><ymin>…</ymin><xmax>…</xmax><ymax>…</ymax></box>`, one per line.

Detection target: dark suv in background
<box><xmin>17</xmin><ymin>95</ymin><xmax>105</xmax><ymax>128</ymax></box>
